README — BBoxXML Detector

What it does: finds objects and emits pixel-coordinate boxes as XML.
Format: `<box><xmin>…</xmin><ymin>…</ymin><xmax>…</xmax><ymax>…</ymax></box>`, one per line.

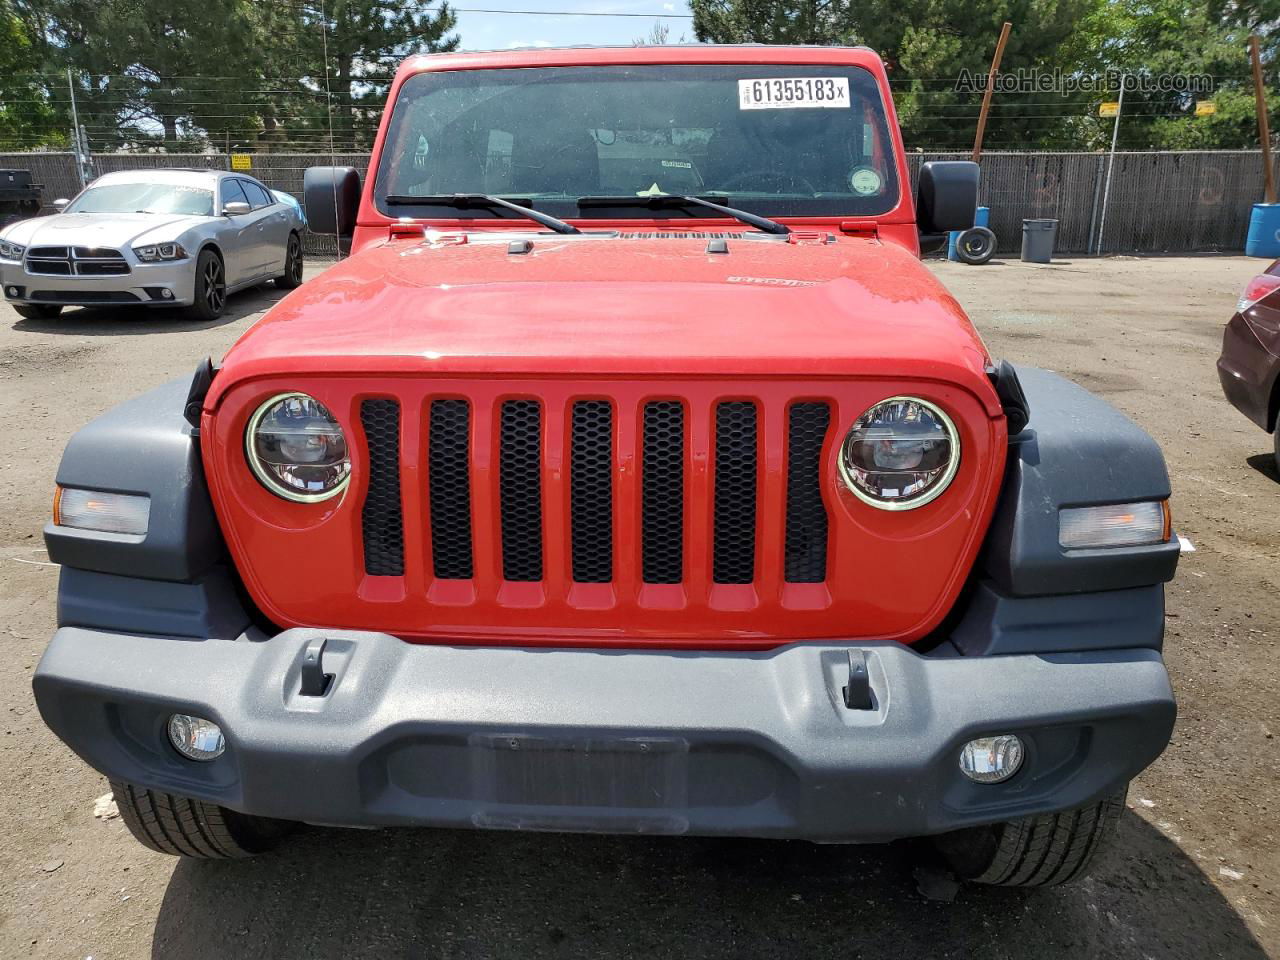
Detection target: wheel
<box><xmin>275</xmin><ymin>232</ymin><xmax>304</xmax><ymax>289</ymax></box>
<box><xmin>110</xmin><ymin>780</ymin><xmax>295</xmax><ymax>859</ymax></box>
<box><xmin>12</xmin><ymin>303</ymin><xmax>63</xmax><ymax>320</ymax></box>
<box><xmin>185</xmin><ymin>248</ymin><xmax>226</xmax><ymax>321</ymax></box>
<box><xmin>934</xmin><ymin>788</ymin><xmax>1127</xmax><ymax>887</ymax></box>
<box><xmin>955</xmin><ymin>226</ymin><xmax>997</xmax><ymax>265</ymax></box>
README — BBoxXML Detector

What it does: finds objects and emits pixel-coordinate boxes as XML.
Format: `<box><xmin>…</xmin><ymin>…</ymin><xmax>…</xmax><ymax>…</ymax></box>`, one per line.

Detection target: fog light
<box><xmin>162</xmin><ymin>288</ymin><xmax>174</xmax><ymax>299</ymax></box>
<box><xmin>960</xmin><ymin>734</ymin><xmax>1023</xmax><ymax>783</ymax></box>
<box><xmin>6</xmin><ymin>286</ymin><xmax>19</xmax><ymax>298</ymax></box>
<box><xmin>167</xmin><ymin>714</ymin><xmax>225</xmax><ymax>761</ymax></box>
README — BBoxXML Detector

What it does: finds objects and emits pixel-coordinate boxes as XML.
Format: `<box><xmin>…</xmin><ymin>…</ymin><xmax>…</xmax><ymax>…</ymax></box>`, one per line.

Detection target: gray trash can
<box><xmin>1021</xmin><ymin>218</ymin><xmax>1058</xmax><ymax>263</ymax></box>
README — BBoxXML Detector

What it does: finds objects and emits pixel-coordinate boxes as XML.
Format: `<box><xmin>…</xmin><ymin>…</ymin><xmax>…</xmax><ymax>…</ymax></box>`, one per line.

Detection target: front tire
<box><xmin>110</xmin><ymin>780</ymin><xmax>294</xmax><ymax>859</ymax></box>
<box><xmin>934</xmin><ymin>788</ymin><xmax>1127</xmax><ymax>886</ymax></box>
<box><xmin>185</xmin><ymin>248</ymin><xmax>226</xmax><ymax>321</ymax></box>
<box><xmin>13</xmin><ymin>303</ymin><xmax>63</xmax><ymax>320</ymax></box>
<box><xmin>275</xmin><ymin>232</ymin><xmax>303</xmax><ymax>289</ymax></box>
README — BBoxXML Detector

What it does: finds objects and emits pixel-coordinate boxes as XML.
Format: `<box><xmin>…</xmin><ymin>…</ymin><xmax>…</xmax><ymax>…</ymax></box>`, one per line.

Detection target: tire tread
<box><xmin>110</xmin><ymin>779</ymin><xmax>286</xmax><ymax>859</ymax></box>
<box><xmin>953</xmin><ymin>788</ymin><xmax>1127</xmax><ymax>887</ymax></box>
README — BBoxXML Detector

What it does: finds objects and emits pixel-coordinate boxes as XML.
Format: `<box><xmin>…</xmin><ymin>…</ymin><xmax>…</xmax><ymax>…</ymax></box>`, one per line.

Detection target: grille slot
<box><xmin>428</xmin><ymin>399</ymin><xmax>474</xmax><ymax>579</ymax></box>
<box><xmin>26</xmin><ymin>259</ymin><xmax>72</xmax><ymax>276</ymax></box>
<box><xmin>641</xmin><ymin>401</ymin><xmax>685</xmax><ymax>584</ymax></box>
<box><xmin>499</xmin><ymin>400</ymin><xmax>543</xmax><ymax>582</ymax></box>
<box><xmin>784</xmin><ymin>402</ymin><xmax>831</xmax><ymax>583</ymax></box>
<box><xmin>360</xmin><ymin>399</ymin><xmax>404</xmax><ymax>576</ymax></box>
<box><xmin>26</xmin><ymin>245</ymin><xmax>129</xmax><ymax>276</ymax></box>
<box><xmin>570</xmin><ymin>401</ymin><xmax>613</xmax><ymax>583</ymax></box>
<box><xmin>713</xmin><ymin>402</ymin><xmax>758</xmax><ymax>584</ymax></box>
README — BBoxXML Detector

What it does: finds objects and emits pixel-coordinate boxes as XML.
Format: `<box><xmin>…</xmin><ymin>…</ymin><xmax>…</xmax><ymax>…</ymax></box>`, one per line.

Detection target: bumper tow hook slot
<box><xmin>843</xmin><ymin>649</ymin><xmax>873</xmax><ymax>710</ymax></box>
<box><xmin>300</xmin><ymin>637</ymin><xmax>333</xmax><ymax>697</ymax></box>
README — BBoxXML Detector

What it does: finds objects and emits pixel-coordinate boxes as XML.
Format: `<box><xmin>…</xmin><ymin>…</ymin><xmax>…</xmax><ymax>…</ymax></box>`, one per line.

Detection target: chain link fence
<box><xmin>3</xmin><ymin>150</ymin><xmax>1277</xmax><ymax>257</ymax></box>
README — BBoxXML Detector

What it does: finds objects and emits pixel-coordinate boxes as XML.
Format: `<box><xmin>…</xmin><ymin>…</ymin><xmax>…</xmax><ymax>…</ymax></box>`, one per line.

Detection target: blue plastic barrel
<box><xmin>1245</xmin><ymin>203</ymin><xmax>1280</xmax><ymax>258</ymax></box>
<box><xmin>948</xmin><ymin>206</ymin><xmax>990</xmax><ymax>261</ymax></box>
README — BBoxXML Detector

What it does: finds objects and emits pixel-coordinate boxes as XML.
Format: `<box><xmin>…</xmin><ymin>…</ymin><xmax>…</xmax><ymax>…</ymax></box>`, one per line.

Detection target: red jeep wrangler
<box><xmin>35</xmin><ymin>46</ymin><xmax>1178</xmax><ymax>887</ymax></box>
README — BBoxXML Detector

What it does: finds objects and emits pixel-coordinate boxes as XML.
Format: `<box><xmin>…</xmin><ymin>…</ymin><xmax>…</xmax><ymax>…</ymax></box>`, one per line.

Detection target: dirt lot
<box><xmin>1</xmin><ymin>254</ymin><xmax>1277</xmax><ymax>959</ymax></box>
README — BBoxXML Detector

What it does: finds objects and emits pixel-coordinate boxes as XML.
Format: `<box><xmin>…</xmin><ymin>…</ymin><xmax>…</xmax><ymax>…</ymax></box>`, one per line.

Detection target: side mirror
<box><xmin>304</xmin><ymin>166</ymin><xmax>361</xmax><ymax>237</ymax></box>
<box><xmin>916</xmin><ymin>161</ymin><xmax>979</xmax><ymax>235</ymax></box>
<box><xmin>53</xmin><ymin>198</ymin><xmax>69</xmax><ymax>211</ymax></box>
<box><xmin>223</xmin><ymin>201</ymin><xmax>252</xmax><ymax>216</ymax></box>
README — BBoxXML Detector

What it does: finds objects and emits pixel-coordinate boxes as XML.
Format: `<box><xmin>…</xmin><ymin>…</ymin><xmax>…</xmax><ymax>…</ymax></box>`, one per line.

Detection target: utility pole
<box><xmin>66</xmin><ymin>68</ymin><xmax>88</xmax><ymax>190</ymax></box>
<box><xmin>1250</xmin><ymin>35</ymin><xmax>1276</xmax><ymax>204</ymax></box>
<box><xmin>972</xmin><ymin>22</ymin><xmax>1012</xmax><ymax>163</ymax></box>
<box><xmin>1094</xmin><ymin>76</ymin><xmax>1126</xmax><ymax>256</ymax></box>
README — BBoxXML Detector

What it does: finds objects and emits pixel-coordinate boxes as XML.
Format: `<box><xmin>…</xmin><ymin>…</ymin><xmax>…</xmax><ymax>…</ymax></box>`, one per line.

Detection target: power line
<box><xmin>436</xmin><ymin>5</ymin><xmax>694</xmax><ymax>17</ymax></box>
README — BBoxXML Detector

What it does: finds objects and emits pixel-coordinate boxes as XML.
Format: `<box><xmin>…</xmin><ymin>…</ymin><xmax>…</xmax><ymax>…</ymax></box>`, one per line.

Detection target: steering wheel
<box><xmin>716</xmin><ymin>169</ymin><xmax>818</xmax><ymax>194</ymax></box>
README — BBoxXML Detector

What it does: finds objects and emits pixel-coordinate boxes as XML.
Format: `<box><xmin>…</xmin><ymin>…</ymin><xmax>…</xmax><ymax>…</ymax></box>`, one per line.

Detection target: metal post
<box><xmin>972</xmin><ymin>22</ymin><xmax>1012</xmax><ymax>163</ymax></box>
<box><xmin>1250</xmin><ymin>35</ymin><xmax>1276</xmax><ymax>204</ymax></box>
<box><xmin>1086</xmin><ymin>153</ymin><xmax>1105</xmax><ymax>254</ymax></box>
<box><xmin>1095</xmin><ymin>76</ymin><xmax>1126</xmax><ymax>256</ymax></box>
<box><xmin>66</xmin><ymin>69</ymin><xmax>87</xmax><ymax>190</ymax></box>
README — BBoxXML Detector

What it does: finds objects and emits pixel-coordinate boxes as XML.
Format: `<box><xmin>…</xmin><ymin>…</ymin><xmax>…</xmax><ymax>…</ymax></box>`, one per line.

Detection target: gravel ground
<box><xmin>0</xmin><ymin>254</ymin><xmax>1276</xmax><ymax>959</ymax></box>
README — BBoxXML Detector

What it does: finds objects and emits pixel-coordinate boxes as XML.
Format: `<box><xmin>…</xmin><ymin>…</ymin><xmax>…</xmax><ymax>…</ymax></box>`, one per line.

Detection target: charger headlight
<box><xmin>0</xmin><ymin>239</ymin><xmax>25</xmax><ymax>261</ymax></box>
<box><xmin>838</xmin><ymin>396</ymin><xmax>960</xmax><ymax>509</ymax></box>
<box><xmin>133</xmin><ymin>242</ymin><xmax>188</xmax><ymax>262</ymax></box>
<box><xmin>245</xmin><ymin>393</ymin><xmax>351</xmax><ymax>502</ymax></box>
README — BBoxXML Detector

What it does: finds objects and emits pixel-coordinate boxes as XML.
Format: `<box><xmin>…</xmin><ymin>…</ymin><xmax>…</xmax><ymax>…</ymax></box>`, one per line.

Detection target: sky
<box><xmin>447</xmin><ymin>1</ymin><xmax>698</xmax><ymax>52</ymax></box>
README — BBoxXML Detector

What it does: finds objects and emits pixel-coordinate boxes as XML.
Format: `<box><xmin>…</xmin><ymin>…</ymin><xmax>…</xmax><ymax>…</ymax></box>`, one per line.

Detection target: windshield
<box><xmin>67</xmin><ymin>182</ymin><xmax>215</xmax><ymax>217</ymax></box>
<box><xmin>375</xmin><ymin>63</ymin><xmax>899</xmax><ymax>221</ymax></box>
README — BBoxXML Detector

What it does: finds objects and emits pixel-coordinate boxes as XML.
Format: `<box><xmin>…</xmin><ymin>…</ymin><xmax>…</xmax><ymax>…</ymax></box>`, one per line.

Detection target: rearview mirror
<box><xmin>223</xmin><ymin>201</ymin><xmax>251</xmax><ymax>216</ymax></box>
<box><xmin>916</xmin><ymin>161</ymin><xmax>979</xmax><ymax>235</ymax></box>
<box><xmin>304</xmin><ymin>166</ymin><xmax>361</xmax><ymax>237</ymax></box>
<box><xmin>53</xmin><ymin>198</ymin><xmax>69</xmax><ymax>211</ymax></box>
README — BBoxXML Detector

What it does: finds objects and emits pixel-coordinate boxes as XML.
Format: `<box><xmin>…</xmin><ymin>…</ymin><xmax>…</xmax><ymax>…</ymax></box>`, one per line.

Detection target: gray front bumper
<box><xmin>34</xmin><ymin>627</ymin><xmax>1175</xmax><ymax>842</ymax></box>
<box><xmin>1</xmin><ymin>258</ymin><xmax>197</xmax><ymax>306</ymax></box>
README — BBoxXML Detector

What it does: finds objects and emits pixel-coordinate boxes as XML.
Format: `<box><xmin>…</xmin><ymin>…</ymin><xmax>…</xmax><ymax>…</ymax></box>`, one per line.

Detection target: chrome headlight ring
<box><xmin>837</xmin><ymin>395</ymin><xmax>961</xmax><ymax>511</ymax></box>
<box><xmin>244</xmin><ymin>392</ymin><xmax>351</xmax><ymax>503</ymax></box>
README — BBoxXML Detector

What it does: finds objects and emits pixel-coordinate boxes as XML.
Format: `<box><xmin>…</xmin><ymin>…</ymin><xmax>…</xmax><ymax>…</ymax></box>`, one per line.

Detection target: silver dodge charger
<box><xmin>0</xmin><ymin>168</ymin><xmax>306</xmax><ymax>321</ymax></box>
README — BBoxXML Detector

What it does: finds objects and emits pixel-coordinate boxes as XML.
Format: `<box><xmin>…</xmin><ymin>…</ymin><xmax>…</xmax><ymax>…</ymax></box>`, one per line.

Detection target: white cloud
<box><xmin>506</xmin><ymin>40</ymin><xmax>554</xmax><ymax>48</ymax></box>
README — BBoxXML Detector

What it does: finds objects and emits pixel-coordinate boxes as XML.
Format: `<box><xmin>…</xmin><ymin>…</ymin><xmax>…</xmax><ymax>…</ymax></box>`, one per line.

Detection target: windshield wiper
<box><xmin>384</xmin><ymin>193</ymin><xmax>580</xmax><ymax>234</ymax></box>
<box><xmin>576</xmin><ymin>195</ymin><xmax>789</xmax><ymax>236</ymax></box>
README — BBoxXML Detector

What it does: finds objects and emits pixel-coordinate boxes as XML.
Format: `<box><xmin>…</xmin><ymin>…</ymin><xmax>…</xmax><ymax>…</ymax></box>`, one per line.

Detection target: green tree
<box><xmin>691</xmin><ymin>0</ymin><xmax>1101</xmax><ymax>149</ymax></box>
<box><xmin>1072</xmin><ymin>0</ymin><xmax>1278</xmax><ymax>150</ymax></box>
<box><xmin>690</xmin><ymin>0</ymin><xmax>855</xmax><ymax>44</ymax></box>
<box><xmin>0</xmin><ymin>0</ymin><xmax>64</xmax><ymax>149</ymax></box>
<box><xmin>21</xmin><ymin>0</ymin><xmax>459</xmax><ymax>153</ymax></box>
<box><xmin>25</xmin><ymin>0</ymin><xmax>265</xmax><ymax>151</ymax></box>
<box><xmin>286</xmin><ymin>0</ymin><xmax>460</xmax><ymax>149</ymax></box>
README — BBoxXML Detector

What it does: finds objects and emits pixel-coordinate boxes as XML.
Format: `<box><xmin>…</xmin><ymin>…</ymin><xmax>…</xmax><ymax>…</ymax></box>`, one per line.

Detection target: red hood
<box><xmin>209</xmin><ymin>233</ymin><xmax>997</xmax><ymax>414</ymax></box>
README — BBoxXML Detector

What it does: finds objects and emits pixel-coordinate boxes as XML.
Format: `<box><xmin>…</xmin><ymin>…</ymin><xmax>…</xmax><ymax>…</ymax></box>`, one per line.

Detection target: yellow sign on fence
<box><xmin>1195</xmin><ymin>101</ymin><xmax>1217</xmax><ymax>117</ymax></box>
<box><xmin>230</xmin><ymin>153</ymin><xmax>252</xmax><ymax>171</ymax></box>
<box><xmin>1098</xmin><ymin>102</ymin><xmax>1120</xmax><ymax>118</ymax></box>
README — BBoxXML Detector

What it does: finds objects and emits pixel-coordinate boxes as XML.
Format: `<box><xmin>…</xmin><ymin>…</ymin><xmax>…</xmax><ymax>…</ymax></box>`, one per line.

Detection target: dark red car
<box><xmin>1219</xmin><ymin>259</ymin><xmax>1280</xmax><ymax>466</ymax></box>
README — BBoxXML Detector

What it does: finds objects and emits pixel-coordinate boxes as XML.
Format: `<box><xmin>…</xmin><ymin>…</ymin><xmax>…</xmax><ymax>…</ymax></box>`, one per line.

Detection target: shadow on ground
<box><xmin>8</xmin><ymin>282</ymin><xmax>285</xmax><ymax>336</ymax></box>
<box><xmin>1247</xmin><ymin>453</ymin><xmax>1280</xmax><ymax>485</ymax></box>
<box><xmin>151</xmin><ymin>812</ymin><xmax>1266</xmax><ymax>960</ymax></box>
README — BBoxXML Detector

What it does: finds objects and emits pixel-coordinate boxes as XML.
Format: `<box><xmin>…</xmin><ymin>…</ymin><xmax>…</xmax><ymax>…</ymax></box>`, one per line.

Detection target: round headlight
<box><xmin>838</xmin><ymin>396</ymin><xmax>959</xmax><ymax>510</ymax></box>
<box><xmin>245</xmin><ymin>392</ymin><xmax>351</xmax><ymax>502</ymax></box>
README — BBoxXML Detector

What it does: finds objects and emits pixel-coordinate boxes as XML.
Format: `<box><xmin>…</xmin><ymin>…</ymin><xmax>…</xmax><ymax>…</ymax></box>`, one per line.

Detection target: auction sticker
<box><xmin>739</xmin><ymin>77</ymin><xmax>850</xmax><ymax>109</ymax></box>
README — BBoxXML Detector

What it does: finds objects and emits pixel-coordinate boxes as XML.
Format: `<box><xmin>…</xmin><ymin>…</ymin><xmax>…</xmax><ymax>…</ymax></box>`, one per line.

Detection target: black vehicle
<box><xmin>0</xmin><ymin>169</ymin><xmax>43</xmax><ymax>229</ymax></box>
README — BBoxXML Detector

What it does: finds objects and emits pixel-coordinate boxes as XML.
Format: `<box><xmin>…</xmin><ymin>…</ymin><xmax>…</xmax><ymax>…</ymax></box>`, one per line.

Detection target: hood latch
<box><xmin>839</xmin><ymin>219</ymin><xmax>879</xmax><ymax>238</ymax></box>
